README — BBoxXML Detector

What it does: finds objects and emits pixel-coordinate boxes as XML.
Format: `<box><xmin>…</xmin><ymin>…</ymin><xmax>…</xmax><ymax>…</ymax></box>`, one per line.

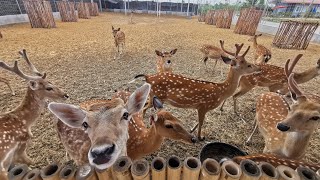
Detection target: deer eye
<box><xmin>310</xmin><ymin>116</ymin><xmax>319</xmax><ymax>121</ymax></box>
<box><xmin>247</xmin><ymin>65</ymin><xmax>252</xmax><ymax>68</ymax></box>
<box><xmin>46</xmin><ymin>87</ymin><xmax>53</xmax><ymax>91</ymax></box>
<box><xmin>165</xmin><ymin>124</ymin><xmax>173</xmax><ymax>129</ymax></box>
<box><xmin>82</xmin><ymin>122</ymin><xmax>89</xmax><ymax>129</ymax></box>
<box><xmin>122</xmin><ymin>112</ymin><xmax>129</xmax><ymax>120</ymax></box>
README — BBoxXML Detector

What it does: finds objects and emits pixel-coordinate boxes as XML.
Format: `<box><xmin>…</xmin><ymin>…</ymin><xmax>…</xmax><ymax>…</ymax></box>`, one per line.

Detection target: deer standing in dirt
<box><xmin>130</xmin><ymin>41</ymin><xmax>261</xmax><ymax>140</ymax></box>
<box><xmin>112</xmin><ymin>26</ymin><xmax>125</xmax><ymax>60</ymax></box>
<box><xmin>248</xmin><ymin>34</ymin><xmax>272</xmax><ymax>63</ymax></box>
<box><xmin>48</xmin><ymin>84</ymin><xmax>150</xmax><ymax>170</ymax></box>
<box><xmin>220</xmin><ymin>56</ymin><xmax>320</xmax><ymax>114</ymax></box>
<box><xmin>155</xmin><ymin>49</ymin><xmax>177</xmax><ymax>73</ymax></box>
<box><xmin>248</xmin><ymin>55</ymin><xmax>320</xmax><ymax>160</ymax></box>
<box><xmin>0</xmin><ymin>77</ymin><xmax>15</xmax><ymax>95</ymax></box>
<box><xmin>0</xmin><ymin>50</ymin><xmax>69</xmax><ymax>179</ymax></box>
<box><xmin>200</xmin><ymin>44</ymin><xmax>228</xmax><ymax>76</ymax></box>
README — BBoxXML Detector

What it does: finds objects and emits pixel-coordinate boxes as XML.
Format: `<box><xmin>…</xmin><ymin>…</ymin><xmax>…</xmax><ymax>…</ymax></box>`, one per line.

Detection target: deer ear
<box><xmin>258</xmin><ymin>34</ymin><xmax>262</xmax><ymax>36</ymax></box>
<box><xmin>112</xmin><ymin>26</ymin><xmax>114</xmax><ymax>30</ymax></box>
<box><xmin>48</xmin><ymin>102</ymin><xmax>86</xmax><ymax>128</ymax></box>
<box><xmin>149</xmin><ymin>114</ymin><xmax>158</xmax><ymax>126</ymax></box>
<box><xmin>28</xmin><ymin>80</ymin><xmax>39</xmax><ymax>90</ymax></box>
<box><xmin>126</xmin><ymin>83</ymin><xmax>151</xmax><ymax>115</ymax></box>
<box><xmin>155</xmin><ymin>50</ymin><xmax>163</xmax><ymax>57</ymax></box>
<box><xmin>117</xmin><ymin>28</ymin><xmax>120</xmax><ymax>31</ymax></box>
<box><xmin>170</xmin><ymin>49</ymin><xmax>177</xmax><ymax>55</ymax></box>
<box><xmin>153</xmin><ymin>96</ymin><xmax>163</xmax><ymax>110</ymax></box>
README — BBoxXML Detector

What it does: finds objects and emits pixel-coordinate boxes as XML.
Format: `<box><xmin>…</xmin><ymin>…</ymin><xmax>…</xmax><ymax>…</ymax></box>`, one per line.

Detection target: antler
<box><xmin>19</xmin><ymin>49</ymin><xmax>45</xmax><ymax>78</ymax></box>
<box><xmin>0</xmin><ymin>61</ymin><xmax>40</xmax><ymax>81</ymax></box>
<box><xmin>288</xmin><ymin>73</ymin><xmax>305</xmax><ymax>99</ymax></box>
<box><xmin>241</xmin><ymin>46</ymin><xmax>250</xmax><ymax>57</ymax></box>
<box><xmin>220</xmin><ymin>40</ymin><xmax>236</xmax><ymax>56</ymax></box>
<box><xmin>235</xmin><ymin>43</ymin><xmax>244</xmax><ymax>56</ymax></box>
<box><xmin>284</xmin><ymin>54</ymin><xmax>303</xmax><ymax>78</ymax></box>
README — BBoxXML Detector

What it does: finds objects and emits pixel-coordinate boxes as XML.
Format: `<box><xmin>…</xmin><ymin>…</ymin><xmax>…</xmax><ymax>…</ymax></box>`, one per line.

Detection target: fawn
<box><xmin>112</xmin><ymin>26</ymin><xmax>125</xmax><ymax>59</ymax></box>
<box><xmin>155</xmin><ymin>49</ymin><xmax>177</xmax><ymax>73</ymax></box>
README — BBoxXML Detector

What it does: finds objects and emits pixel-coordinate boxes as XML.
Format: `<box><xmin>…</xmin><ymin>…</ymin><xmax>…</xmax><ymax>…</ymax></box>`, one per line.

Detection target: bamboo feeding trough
<box><xmin>151</xmin><ymin>157</ymin><xmax>166</xmax><ymax>180</ymax></box>
<box><xmin>76</xmin><ymin>2</ymin><xmax>91</xmax><ymax>19</ymax></box>
<box><xmin>258</xmin><ymin>162</ymin><xmax>279</xmax><ymax>180</ymax></box>
<box><xmin>56</xmin><ymin>1</ymin><xmax>77</xmax><ymax>22</ymax></box>
<box><xmin>220</xmin><ymin>160</ymin><xmax>242</xmax><ymax>180</ymax></box>
<box><xmin>200</xmin><ymin>158</ymin><xmax>221</xmax><ymax>180</ymax></box>
<box><xmin>239</xmin><ymin>159</ymin><xmax>261</xmax><ymax>180</ymax></box>
<box><xmin>166</xmin><ymin>155</ymin><xmax>182</xmax><ymax>180</ymax></box>
<box><xmin>112</xmin><ymin>156</ymin><xmax>133</xmax><ymax>180</ymax></box>
<box><xmin>276</xmin><ymin>165</ymin><xmax>300</xmax><ymax>180</ymax></box>
<box><xmin>296</xmin><ymin>167</ymin><xmax>318</xmax><ymax>180</ymax></box>
<box><xmin>182</xmin><ymin>157</ymin><xmax>201</xmax><ymax>180</ymax></box>
<box><xmin>40</xmin><ymin>162</ymin><xmax>62</xmax><ymax>180</ymax></box>
<box><xmin>272</xmin><ymin>21</ymin><xmax>319</xmax><ymax>50</ymax></box>
<box><xmin>131</xmin><ymin>159</ymin><xmax>150</xmax><ymax>180</ymax></box>
<box><xmin>75</xmin><ymin>164</ymin><xmax>97</xmax><ymax>180</ymax></box>
<box><xmin>22</xmin><ymin>0</ymin><xmax>56</xmax><ymax>28</ymax></box>
<box><xmin>59</xmin><ymin>165</ymin><xmax>76</xmax><ymax>180</ymax></box>
<box><xmin>87</xmin><ymin>3</ymin><xmax>99</xmax><ymax>16</ymax></box>
<box><xmin>234</xmin><ymin>8</ymin><xmax>263</xmax><ymax>36</ymax></box>
<box><xmin>215</xmin><ymin>9</ymin><xmax>234</xmax><ymax>29</ymax></box>
<box><xmin>22</xmin><ymin>169</ymin><xmax>41</xmax><ymax>180</ymax></box>
<box><xmin>95</xmin><ymin>168</ymin><xmax>112</xmax><ymax>180</ymax></box>
<box><xmin>8</xmin><ymin>164</ymin><xmax>29</xmax><ymax>180</ymax></box>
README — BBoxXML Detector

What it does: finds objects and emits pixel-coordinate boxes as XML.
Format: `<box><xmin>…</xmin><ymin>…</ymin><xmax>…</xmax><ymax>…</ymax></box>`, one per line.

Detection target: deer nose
<box><xmin>277</xmin><ymin>123</ymin><xmax>290</xmax><ymax>132</ymax></box>
<box><xmin>63</xmin><ymin>94</ymin><xmax>69</xmax><ymax>99</ymax></box>
<box><xmin>167</xmin><ymin>60</ymin><xmax>171</xmax><ymax>64</ymax></box>
<box><xmin>91</xmin><ymin>144</ymin><xmax>116</xmax><ymax>159</ymax></box>
<box><xmin>191</xmin><ymin>136</ymin><xmax>197</xmax><ymax>143</ymax></box>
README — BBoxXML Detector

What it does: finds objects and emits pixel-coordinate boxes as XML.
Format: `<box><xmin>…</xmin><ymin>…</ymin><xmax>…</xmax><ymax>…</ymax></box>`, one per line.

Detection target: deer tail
<box><xmin>128</xmin><ymin>74</ymin><xmax>147</xmax><ymax>84</ymax></box>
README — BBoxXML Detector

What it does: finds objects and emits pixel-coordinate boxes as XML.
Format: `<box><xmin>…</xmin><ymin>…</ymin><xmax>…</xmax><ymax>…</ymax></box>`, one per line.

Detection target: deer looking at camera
<box><xmin>48</xmin><ymin>84</ymin><xmax>150</xmax><ymax>170</ymax></box>
<box><xmin>112</xmin><ymin>26</ymin><xmax>125</xmax><ymax>59</ymax></box>
<box><xmin>155</xmin><ymin>49</ymin><xmax>177</xmax><ymax>73</ymax></box>
<box><xmin>247</xmin><ymin>55</ymin><xmax>320</xmax><ymax>160</ymax></box>
<box><xmin>0</xmin><ymin>50</ymin><xmax>69</xmax><ymax>179</ymax></box>
<box><xmin>200</xmin><ymin>44</ymin><xmax>229</xmax><ymax>76</ymax></box>
<box><xmin>0</xmin><ymin>77</ymin><xmax>15</xmax><ymax>95</ymax></box>
<box><xmin>130</xmin><ymin>41</ymin><xmax>261</xmax><ymax>140</ymax></box>
<box><xmin>248</xmin><ymin>34</ymin><xmax>272</xmax><ymax>63</ymax></box>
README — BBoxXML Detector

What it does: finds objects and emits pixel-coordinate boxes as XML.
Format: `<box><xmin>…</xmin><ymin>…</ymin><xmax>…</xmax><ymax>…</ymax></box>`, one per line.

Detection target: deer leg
<box><xmin>0</xmin><ymin>146</ymin><xmax>16</xmax><ymax>180</ymax></box>
<box><xmin>203</xmin><ymin>57</ymin><xmax>209</xmax><ymax>71</ymax></box>
<box><xmin>219</xmin><ymin>99</ymin><xmax>227</xmax><ymax>111</ymax></box>
<box><xmin>0</xmin><ymin>78</ymin><xmax>15</xmax><ymax>96</ymax></box>
<box><xmin>13</xmin><ymin>143</ymin><xmax>33</xmax><ymax>165</ymax></box>
<box><xmin>233</xmin><ymin>83</ymin><xmax>254</xmax><ymax>116</ymax></box>
<box><xmin>246</xmin><ymin>118</ymin><xmax>258</xmax><ymax>144</ymax></box>
<box><xmin>196</xmin><ymin>109</ymin><xmax>207</xmax><ymax>141</ymax></box>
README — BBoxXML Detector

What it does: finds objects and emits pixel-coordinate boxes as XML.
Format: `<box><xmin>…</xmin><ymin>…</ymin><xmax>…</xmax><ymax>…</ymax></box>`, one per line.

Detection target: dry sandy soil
<box><xmin>0</xmin><ymin>13</ymin><xmax>319</xmax><ymax>168</ymax></box>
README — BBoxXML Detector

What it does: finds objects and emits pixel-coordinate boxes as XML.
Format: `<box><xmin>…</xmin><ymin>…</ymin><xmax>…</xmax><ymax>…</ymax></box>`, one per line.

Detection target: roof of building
<box><xmin>282</xmin><ymin>0</ymin><xmax>320</xmax><ymax>5</ymax></box>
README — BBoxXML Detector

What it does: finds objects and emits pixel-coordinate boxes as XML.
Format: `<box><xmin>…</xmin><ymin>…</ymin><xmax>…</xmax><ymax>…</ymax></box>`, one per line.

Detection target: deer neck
<box><xmin>252</xmin><ymin>39</ymin><xmax>258</xmax><ymax>48</ymax></box>
<box><xmin>156</xmin><ymin>58</ymin><xmax>164</xmax><ymax>73</ymax></box>
<box><xmin>217</xmin><ymin>67</ymin><xmax>243</xmax><ymax>98</ymax></box>
<box><xmin>293</xmin><ymin>68</ymin><xmax>318</xmax><ymax>84</ymax></box>
<box><xmin>283</xmin><ymin>131</ymin><xmax>313</xmax><ymax>159</ymax></box>
<box><xmin>137</xmin><ymin>125</ymin><xmax>164</xmax><ymax>155</ymax></box>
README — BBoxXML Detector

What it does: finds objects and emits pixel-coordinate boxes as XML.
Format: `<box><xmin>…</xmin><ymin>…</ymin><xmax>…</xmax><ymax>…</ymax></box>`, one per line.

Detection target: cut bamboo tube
<box><xmin>166</xmin><ymin>155</ymin><xmax>182</xmax><ymax>180</ymax></box>
<box><xmin>239</xmin><ymin>159</ymin><xmax>261</xmax><ymax>180</ymax></box>
<box><xmin>317</xmin><ymin>169</ymin><xmax>319</xmax><ymax>177</ymax></box>
<box><xmin>40</xmin><ymin>162</ymin><xmax>62</xmax><ymax>180</ymax></box>
<box><xmin>75</xmin><ymin>164</ymin><xmax>98</xmax><ymax>180</ymax></box>
<box><xmin>95</xmin><ymin>167</ymin><xmax>113</xmax><ymax>180</ymax></box>
<box><xmin>59</xmin><ymin>165</ymin><xmax>76</xmax><ymax>180</ymax></box>
<box><xmin>8</xmin><ymin>164</ymin><xmax>30</xmax><ymax>180</ymax></box>
<box><xmin>258</xmin><ymin>162</ymin><xmax>279</xmax><ymax>180</ymax></box>
<box><xmin>296</xmin><ymin>166</ymin><xmax>318</xmax><ymax>180</ymax></box>
<box><xmin>112</xmin><ymin>156</ymin><xmax>133</xmax><ymax>180</ymax></box>
<box><xmin>22</xmin><ymin>169</ymin><xmax>41</xmax><ymax>180</ymax></box>
<box><xmin>182</xmin><ymin>157</ymin><xmax>201</xmax><ymax>180</ymax></box>
<box><xmin>200</xmin><ymin>158</ymin><xmax>221</xmax><ymax>180</ymax></box>
<box><xmin>220</xmin><ymin>160</ymin><xmax>242</xmax><ymax>180</ymax></box>
<box><xmin>277</xmin><ymin>165</ymin><xmax>300</xmax><ymax>180</ymax></box>
<box><xmin>151</xmin><ymin>157</ymin><xmax>166</xmax><ymax>180</ymax></box>
<box><xmin>131</xmin><ymin>159</ymin><xmax>150</xmax><ymax>180</ymax></box>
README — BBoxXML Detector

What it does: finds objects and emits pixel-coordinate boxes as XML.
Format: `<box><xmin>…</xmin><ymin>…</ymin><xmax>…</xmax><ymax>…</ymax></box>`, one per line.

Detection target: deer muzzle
<box><xmin>277</xmin><ymin>123</ymin><xmax>290</xmax><ymax>132</ymax></box>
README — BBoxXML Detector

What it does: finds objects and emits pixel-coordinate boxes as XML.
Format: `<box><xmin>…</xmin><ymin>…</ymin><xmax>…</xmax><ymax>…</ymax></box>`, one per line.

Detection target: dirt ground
<box><xmin>0</xmin><ymin>13</ymin><xmax>319</xmax><ymax>168</ymax></box>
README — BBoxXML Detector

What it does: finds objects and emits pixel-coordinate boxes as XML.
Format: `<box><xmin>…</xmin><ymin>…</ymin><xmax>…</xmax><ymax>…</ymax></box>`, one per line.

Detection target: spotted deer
<box><xmin>155</xmin><ymin>49</ymin><xmax>177</xmax><ymax>73</ymax></box>
<box><xmin>112</xmin><ymin>26</ymin><xmax>125</xmax><ymax>59</ymax></box>
<box><xmin>247</xmin><ymin>55</ymin><xmax>320</xmax><ymax>160</ymax></box>
<box><xmin>0</xmin><ymin>77</ymin><xmax>15</xmax><ymax>95</ymax></box>
<box><xmin>248</xmin><ymin>34</ymin><xmax>272</xmax><ymax>63</ymax></box>
<box><xmin>233</xmin><ymin>153</ymin><xmax>320</xmax><ymax>172</ymax></box>
<box><xmin>220</xmin><ymin>56</ymin><xmax>320</xmax><ymax>114</ymax></box>
<box><xmin>48</xmin><ymin>84</ymin><xmax>150</xmax><ymax>170</ymax></box>
<box><xmin>200</xmin><ymin>44</ymin><xmax>228</xmax><ymax>75</ymax></box>
<box><xmin>0</xmin><ymin>50</ymin><xmax>69</xmax><ymax>179</ymax></box>
<box><xmin>130</xmin><ymin>41</ymin><xmax>261</xmax><ymax>140</ymax></box>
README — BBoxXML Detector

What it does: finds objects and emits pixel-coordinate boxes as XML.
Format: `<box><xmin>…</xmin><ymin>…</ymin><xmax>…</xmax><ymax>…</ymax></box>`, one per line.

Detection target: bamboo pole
<box><xmin>220</xmin><ymin>160</ymin><xmax>242</xmax><ymax>180</ymax></box>
<box><xmin>131</xmin><ymin>159</ymin><xmax>150</xmax><ymax>180</ymax></box>
<box><xmin>182</xmin><ymin>157</ymin><xmax>201</xmax><ymax>180</ymax></box>
<box><xmin>258</xmin><ymin>162</ymin><xmax>279</xmax><ymax>180</ymax></box>
<box><xmin>75</xmin><ymin>164</ymin><xmax>98</xmax><ymax>180</ymax></box>
<box><xmin>40</xmin><ymin>162</ymin><xmax>62</xmax><ymax>180</ymax></box>
<box><xmin>95</xmin><ymin>167</ymin><xmax>113</xmax><ymax>180</ymax></box>
<box><xmin>22</xmin><ymin>169</ymin><xmax>41</xmax><ymax>180</ymax></box>
<box><xmin>166</xmin><ymin>155</ymin><xmax>182</xmax><ymax>180</ymax></box>
<box><xmin>59</xmin><ymin>165</ymin><xmax>76</xmax><ymax>180</ymax></box>
<box><xmin>296</xmin><ymin>166</ymin><xmax>318</xmax><ymax>180</ymax></box>
<box><xmin>151</xmin><ymin>157</ymin><xmax>166</xmax><ymax>180</ymax></box>
<box><xmin>112</xmin><ymin>156</ymin><xmax>133</xmax><ymax>180</ymax></box>
<box><xmin>8</xmin><ymin>164</ymin><xmax>30</xmax><ymax>180</ymax></box>
<box><xmin>200</xmin><ymin>158</ymin><xmax>221</xmax><ymax>180</ymax></box>
<box><xmin>277</xmin><ymin>165</ymin><xmax>300</xmax><ymax>180</ymax></box>
<box><xmin>239</xmin><ymin>159</ymin><xmax>261</xmax><ymax>180</ymax></box>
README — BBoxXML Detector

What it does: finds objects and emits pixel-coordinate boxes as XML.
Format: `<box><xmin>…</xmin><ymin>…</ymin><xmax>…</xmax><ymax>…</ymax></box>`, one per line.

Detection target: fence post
<box><xmin>16</xmin><ymin>0</ymin><xmax>22</xmax><ymax>14</ymax></box>
<box><xmin>99</xmin><ymin>0</ymin><xmax>102</xmax><ymax>11</ymax></box>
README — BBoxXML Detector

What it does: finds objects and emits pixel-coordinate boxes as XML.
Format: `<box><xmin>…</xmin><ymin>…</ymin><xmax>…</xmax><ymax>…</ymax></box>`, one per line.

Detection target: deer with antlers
<box><xmin>200</xmin><ymin>44</ymin><xmax>229</xmax><ymax>75</ymax></box>
<box><xmin>48</xmin><ymin>84</ymin><xmax>150</xmax><ymax>170</ymax></box>
<box><xmin>112</xmin><ymin>26</ymin><xmax>125</xmax><ymax>60</ymax></box>
<box><xmin>0</xmin><ymin>77</ymin><xmax>15</xmax><ymax>95</ymax></box>
<box><xmin>247</xmin><ymin>54</ymin><xmax>320</xmax><ymax>160</ymax></box>
<box><xmin>155</xmin><ymin>49</ymin><xmax>177</xmax><ymax>73</ymax></box>
<box><xmin>248</xmin><ymin>34</ymin><xmax>272</xmax><ymax>63</ymax></box>
<box><xmin>0</xmin><ymin>50</ymin><xmax>69</xmax><ymax>179</ymax></box>
<box><xmin>130</xmin><ymin>41</ymin><xmax>261</xmax><ymax>140</ymax></box>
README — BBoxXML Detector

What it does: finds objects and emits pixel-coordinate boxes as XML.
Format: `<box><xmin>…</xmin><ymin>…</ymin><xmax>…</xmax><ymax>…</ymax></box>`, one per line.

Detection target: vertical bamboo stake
<box><xmin>276</xmin><ymin>165</ymin><xmax>300</xmax><ymax>180</ymax></box>
<box><xmin>22</xmin><ymin>169</ymin><xmax>42</xmax><ymax>180</ymax></box>
<box><xmin>182</xmin><ymin>157</ymin><xmax>201</xmax><ymax>180</ymax></box>
<box><xmin>112</xmin><ymin>156</ymin><xmax>133</xmax><ymax>180</ymax></box>
<box><xmin>151</xmin><ymin>157</ymin><xmax>166</xmax><ymax>180</ymax></box>
<box><xmin>239</xmin><ymin>159</ymin><xmax>261</xmax><ymax>180</ymax></box>
<box><xmin>8</xmin><ymin>164</ymin><xmax>30</xmax><ymax>180</ymax></box>
<box><xmin>296</xmin><ymin>167</ymin><xmax>318</xmax><ymax>180</ymax></box>
<box><xmin>220</xmin><ymin>160</ymin><xmax>242</xmax><ymax>180</ymax></box>
<box><xmin>166</xmin><ymin>155</ymin><xmax>182</xmax><ymax>180</ymax></box>
<box><xmin>59</xmin><ymin>165</ymin><xmax>76</xmax><ymax>180</ymax></box>
<box><xmin>75</xmin><ymin>164</ymin><xmax>98</xmax><ymax>180</ymax></box>
<box><xmin>131</xmin><ymin>159</ymin><xmax>150</xmax><ymax>180</ymax></box>
<box><xmin>95</xmin><ymin>167</ymin><xmax>113</xmax><ymax>180</ymax></box>
<box><xmin>40</xmin><ymin>162</ymin><xmax>62</xmax><ymax>180</ymax></box>
<box><xmin>258</xmin><ymin>162</ymin><xmax>279</xmax><ymax>180</ymax></box>
<box><xmin>200</xmin><ymin>158</ymin><xmax>221</xmax><ymax>180</ymax></box>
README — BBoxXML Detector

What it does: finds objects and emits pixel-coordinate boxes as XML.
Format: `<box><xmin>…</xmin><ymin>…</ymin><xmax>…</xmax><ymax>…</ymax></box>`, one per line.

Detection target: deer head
<box><xmin>0</xmin><ymin>49</ymin><xmax>68</xmax><ymax>100</ymax></box>
<box><xmin>48</xmin><ymin>84</ymin><xmax>151</xmax><ymax>170</ymax></box>
<box><xmin>112</xmin><ymin>26</ymin><xmax>121</xmax><ymax>37</ymax></box>
<box><xmin>219</xmin><ymin>40</ymin><xmax>261</xmax><ymax>76</ymax></box>
<box><xmin>248</xmin><ymin>34</ymin><xmax>262</xmax><ymax>42</ymax></box>
<box><xmin>155</xmin><ymin>49</ymin><xmax>177</xmax><ymax>73</ymax></box>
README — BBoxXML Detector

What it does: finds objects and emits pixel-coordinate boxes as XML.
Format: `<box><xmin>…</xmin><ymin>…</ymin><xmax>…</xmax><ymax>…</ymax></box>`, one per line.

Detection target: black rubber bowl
<box><xmin>199</xmin><ymin>142</ymin><xmax>248</xmax><ymax>163</ymax></box>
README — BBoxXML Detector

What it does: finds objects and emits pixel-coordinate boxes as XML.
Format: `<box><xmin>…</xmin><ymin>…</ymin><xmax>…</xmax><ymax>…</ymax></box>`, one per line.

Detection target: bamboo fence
<box><xmin>7</xmin><ymin>155</ymin><xmax>319</xmax><ymax>180</ymax></box>
<box><xmin>205</xmin><ymin>10</ymin><xmax>216</xmax><ymax>25</ymax></box>
<box><xmin>215</xmin><ymin>9</ymin><xmax>234</xmax><ymax>29</ymax></box>
<box><xmin>198</xmin><ymin>13</ymin><xmax>205</xmax><ymax>22</ymax></box>
<box><xmin>272</xmin><ymin>21</ymin><xmax>319</xmax><ymax>50</ymax></box>
<box><xmin>56</xmin><ymin>1</ymin><xmax>77</xmax><ymax>22</ymax></box>
<box><xmin>22</xmin><ymin>0</ymin><xmax>56</xmax><ymax>28</ymax></box>
<box><xmin>234</xmin><ymin>8</ymin><xmax>263</xmax><ymax>36</ymax></box>
<box><xmin>76</xmin><ymin>2</ymin><xmax>90</xmax><ymax>19</ymax></box>
<box><xmin>87</xmin><ymin>2</ymin><xmax>99</xmax><ymax>16</ymax></box>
